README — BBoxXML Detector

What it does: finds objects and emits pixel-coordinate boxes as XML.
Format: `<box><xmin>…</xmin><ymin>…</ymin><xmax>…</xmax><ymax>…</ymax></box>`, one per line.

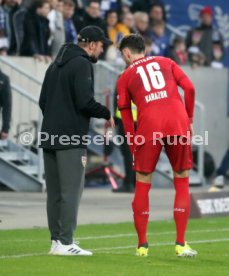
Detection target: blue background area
<box><xmin>163</xmin><ymin>0</ymin><xmax>229</xmax><ymax>67</ymax></box>
<box><xmin>162</xmin><ymin>0</ymin><xmax>229</xmax><ymax>117</ymax></box>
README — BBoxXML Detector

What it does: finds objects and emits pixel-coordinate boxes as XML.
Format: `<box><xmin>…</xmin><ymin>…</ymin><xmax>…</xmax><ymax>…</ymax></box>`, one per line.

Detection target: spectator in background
<box><xmin>75</xmin><ymin>0</ymin><xmax>84</xmax><ymax>9</ymax></box>
<box><xmin>150</xmin><ymin>20</ymin><xmax>169</xmax><ymax>56</ymax></box>
<box><xmin>0</xmin><ymin>0</ymin><xmax>9</xmax><ymax>55</ymax></box>
<box><xmin>144</xmin><ymin>37</ymin><xmax>157</xmax><ymax>56</ymax></box>
<box><xmin>21</xmin><ymin>0</ymin><xmax>33</xmax><ymax>8</ymax></box>
<box><xmin>122</xmin><ymin>11</ymin><xmax>135</xmax><ymax>34</ymax></box>
<box><xmin>0</xmin><ymin>70</ymin><xmax>12</xmax><ymax>140</ymax></box>
<box><xmin>186</xmin><ymin>6</ymin><xmax>224</xmax><ymax>66</ymax></box>
<box><xmin>211</xmin><ymin>40</ymin><xmax>224</xmax><ymax>69</ymax></box>
<box><xmin>3</xmin><ymin>0</ymin><xmax>22</xmax><ymax>55</ymax></box>
<box><xmin>105</xmin><ymin>9</ymin><xmax>120</xmax><ymax>44</ymax></box>
<box><xmin>73</xmin><ymin>0</ymin><xmax>104</xmax><ymax>32</ymax></box>
<box><xmin>11</xmin><ymin>2</ymin><xmax>28</xmax><ymax>56</ymax></box>
<box><xmin>134</xmin><ymin>12</ymin><xmax>151</xmax><ymax>40</ymax></box>
<box><xmin>48</xmin><ymin>0</ymin><xmax>65</xmax><ymax>57</ymax></box>
<box><xmin>62</xmin><ymin>0</ymin><xmax>77</xmax><ymax>44</ymax></box>
<box><xmin>120</xmin><ymin>1</ymin><xmax>132</xmax><ymax>16</ymax></box>
<box><xmin>168</xmin><ymin>36</ymin><xmax>188</xmax><ymax>65</ymax></box>
<box><xmin>104</xmin><ymin>9</ymin><xmax>129</xmax><ymax>62</ymax></box>
<box><xmin>209</xmin><ymin>148</ymin><xmax>229</xmax><ymax>192</ymax></box>
<box><xmin>149</xmin><ymin>2</ymin><xmax>166</xmax><ymax>25</ymax></box>
<box><xmin>131</xmin><ymin>0</ymin><xmax>163</xmax><ymax>13</ymax></box>
<box><xmin>188</xmin><ymin>48</ymin><xmax>206</xmax><ymax>68</ymax></box>
<box><xmin>100</xmin><ymin>0</ymin><xmax>122</xmax><ymax>18</ymax></box>
<box><xmin>187</xmin><ymin>28</ymin><xmax>206</xmax><ymax>68</ymax></box>
<box><xmin>56</xmin><ymin>0</ymin><xmax>63</xmax><ymax>11</ymax></box>
<box><xmin>20</xmin><ymin>0</ymin><xmax>51</xmax><ymax>61</ymax></box>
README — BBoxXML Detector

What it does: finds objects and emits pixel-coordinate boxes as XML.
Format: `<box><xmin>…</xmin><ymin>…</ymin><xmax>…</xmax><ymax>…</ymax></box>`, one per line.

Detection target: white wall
<box><xmin>183</xmin><ymin>66</ymin><xmax>229</xmax><ymax>166</ymax></box>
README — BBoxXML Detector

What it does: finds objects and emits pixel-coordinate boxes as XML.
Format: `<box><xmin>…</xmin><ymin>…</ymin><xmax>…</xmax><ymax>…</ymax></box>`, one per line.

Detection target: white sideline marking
<box><xmin>0</xmin><ymin>202</ymin><xmax>44</xmax><ymax>207</ymax></box>
<box><xmin>91</xmin><ymin>238</ymin><xmax>229</xmax><ymax>252</ymax></box>
<box><xmin>79</xmin><ymin>228</ymin><xmax>229</xmax><ymax>240</ymax></box>
<box><xmin>1</xmin><ymin>227</ymin><xmax>229</xmax><ymax>243</ymax></box>
<box><xmin>0</xmin><ymin>253</ymin><xmax>45</xmax><ymax>259</ymax></box>
<box><xmin>0</xmin><ymin>238</ymin><xmax>229</xmax><ymax>259</ymax></box>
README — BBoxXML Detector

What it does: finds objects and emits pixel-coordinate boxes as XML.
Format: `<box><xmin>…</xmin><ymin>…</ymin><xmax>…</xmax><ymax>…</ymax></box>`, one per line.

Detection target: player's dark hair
<box><xmin>119</xmin><ymin>34</ymin><xmax>145</xmax><ymax>54</ymax></box>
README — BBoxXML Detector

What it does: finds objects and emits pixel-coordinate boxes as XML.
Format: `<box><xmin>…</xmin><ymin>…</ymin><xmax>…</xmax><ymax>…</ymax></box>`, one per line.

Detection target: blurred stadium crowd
<box><xmin>0</xmin><ymin>0</ymin><xmax>225</xmax><ymax>68</ymax></box>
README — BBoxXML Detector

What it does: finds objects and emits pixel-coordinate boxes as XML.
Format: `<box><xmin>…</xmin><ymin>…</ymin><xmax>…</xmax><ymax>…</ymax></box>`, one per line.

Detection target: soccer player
<box><xmin>117</xmin><ymin>34</ymin><xmax>197</xmax><ymax>257</ymax></box>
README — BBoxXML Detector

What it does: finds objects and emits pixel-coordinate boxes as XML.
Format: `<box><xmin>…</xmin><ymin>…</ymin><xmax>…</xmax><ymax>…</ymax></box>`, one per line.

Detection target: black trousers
<box><xmin>116</xmin><ymin>118</ymin><xmax>135</xmax><ymax>189</ymax></box>
<box><xmin>43</xmin><ymin>148</ymin><xmax>86</xmax><ymax>245</ymax></box>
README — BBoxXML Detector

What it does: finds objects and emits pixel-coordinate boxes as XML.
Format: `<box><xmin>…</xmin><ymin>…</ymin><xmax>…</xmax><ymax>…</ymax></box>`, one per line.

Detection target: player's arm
<box><xmin>117</xmin><ymin>75</ymin><xmax>135</xmax><ymax>154</ymax></box>
<box><xmin>172</xmin><ymin>61</ymin><xmax>195</xmax><ymax>124</ymax></box>
<box><xmin>120</xmin><ymin>108</ymin><xmax>135</xmax><ymax>154</ymax></box>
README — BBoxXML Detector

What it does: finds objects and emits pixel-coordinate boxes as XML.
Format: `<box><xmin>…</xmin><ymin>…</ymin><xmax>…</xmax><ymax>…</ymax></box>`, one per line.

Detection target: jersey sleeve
<box><xmin>171</xmin><ymin>61</ymin><xmax>195</xmax><ymax>123</ymax></box>
<box><xmin>117</xmin><ymin>72</ymin><xmax>135</xmax><ymax>154</ymax></box>
<box><xmin>117</xmin><ymin>73</ymin><xmax>131</xmax><ymax>110</ymax></box>
<box><xmin>120</xmin><ymin>109</ymin><xmax>135</xmax><ymax>154</ymax></box>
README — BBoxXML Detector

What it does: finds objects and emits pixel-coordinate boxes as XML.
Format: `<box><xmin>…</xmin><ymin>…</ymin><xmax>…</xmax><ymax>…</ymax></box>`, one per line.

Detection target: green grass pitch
<box><xmin>0</xmin><ymin>216</ymin><xmax>229</xmax><ymax>276</ymax></box>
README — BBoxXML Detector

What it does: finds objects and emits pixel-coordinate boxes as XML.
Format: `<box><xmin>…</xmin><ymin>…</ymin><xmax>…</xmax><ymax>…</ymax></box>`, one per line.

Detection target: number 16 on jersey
<box><xmin>136</xmin><ymin>62</ymin><xmax>166</xmax><ymax>92</ymax></box>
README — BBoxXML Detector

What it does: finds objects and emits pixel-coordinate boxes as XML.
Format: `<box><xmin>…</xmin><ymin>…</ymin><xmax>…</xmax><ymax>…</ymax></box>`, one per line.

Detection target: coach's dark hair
<box><xmin>119</xmin><ymin>34</ymin><xmax>145</xmax><ymax>54</ymax></box>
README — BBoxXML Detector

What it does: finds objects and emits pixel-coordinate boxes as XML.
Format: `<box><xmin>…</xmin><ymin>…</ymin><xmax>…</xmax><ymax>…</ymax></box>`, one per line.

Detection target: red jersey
<box><xmin>117</xmin><ymin>56</ymin><xmax>195</xmax><ymax>143</ymax></box>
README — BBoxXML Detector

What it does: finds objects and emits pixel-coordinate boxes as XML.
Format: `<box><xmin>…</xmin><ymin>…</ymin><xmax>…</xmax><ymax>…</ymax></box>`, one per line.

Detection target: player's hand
<box><xmin>107</xmin><ymin>116</ymin><xmax>115</xmax><ymax>129</ymax></box>
<box><xmin>0</xmin><ymin>132</ymin><xmax>9</xmax><ymax>140</ymax></box>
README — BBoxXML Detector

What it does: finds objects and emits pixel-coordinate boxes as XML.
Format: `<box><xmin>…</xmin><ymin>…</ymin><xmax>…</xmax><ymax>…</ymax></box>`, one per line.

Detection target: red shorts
<box><xmin>133</xmin><ymin>137</ymin><xmax>192</xmax><ymax>173</ymax></box>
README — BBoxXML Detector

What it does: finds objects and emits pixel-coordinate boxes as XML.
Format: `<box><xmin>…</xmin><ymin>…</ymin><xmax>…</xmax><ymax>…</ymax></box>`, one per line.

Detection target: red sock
<box><xmin>173</xmin><ymin>177</ymin><xmax>190</xmax><ymax>245</ymax></box>
<box><xmin>132</xmin><ymin>181</ymin><xmax>151</xmax><ymax>247</ymax></box>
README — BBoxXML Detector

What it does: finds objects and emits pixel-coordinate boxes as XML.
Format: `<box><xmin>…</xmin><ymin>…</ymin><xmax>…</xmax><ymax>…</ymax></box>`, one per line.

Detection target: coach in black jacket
<box><xmin>39</xmin><ymin>26</ymin><xmax>114</xmax><ymax>256</ymax></box>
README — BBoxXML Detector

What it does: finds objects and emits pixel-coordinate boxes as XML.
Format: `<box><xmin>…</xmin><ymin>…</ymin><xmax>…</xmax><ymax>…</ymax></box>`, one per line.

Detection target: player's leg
<box><xmin>165</xmin><ymin>136</ymin><xmax>197</xmax><ymax>256</ymax></box>
<box><xmin>133</xmin><ymin>141</ymin><xmax>162</xmax><ymax>256</ymax></box>
<box><xmin>133</xmin><ymin>171</ymin><xmax>152</xmax><ymax>256</ymax></box>
<box><xmin>173</xmin><ymin>169</ymin><xmax>190</xmax><ymax>246</ymax></box>
<box><xmin>173</xmin><ymin>169</ymin><xmax>197</xmax><ymax>256</ymax></box>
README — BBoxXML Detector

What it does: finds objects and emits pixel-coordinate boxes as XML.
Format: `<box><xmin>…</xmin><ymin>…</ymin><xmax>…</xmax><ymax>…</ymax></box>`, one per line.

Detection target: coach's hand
<box><xmin>107</xmin><ymin>116</ymin><xmax>115</xmax><ymax>129</ymax></box>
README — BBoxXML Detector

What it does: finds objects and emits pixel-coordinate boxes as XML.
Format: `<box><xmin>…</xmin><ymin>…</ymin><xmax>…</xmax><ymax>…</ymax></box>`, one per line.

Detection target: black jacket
<box><xmin>39</xmin><ymin>43</ymin><xmax>110</xmax><ymax>149</ymax></box>
<box><xmin>0</xmin><ymin>71</ymin><xmax>12</xmax><ymax>133</ymax></box>
<box><xmin>20</xmin><ymin>10</ymin><xmax>50</xmax><ymax>56</ymax></box>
